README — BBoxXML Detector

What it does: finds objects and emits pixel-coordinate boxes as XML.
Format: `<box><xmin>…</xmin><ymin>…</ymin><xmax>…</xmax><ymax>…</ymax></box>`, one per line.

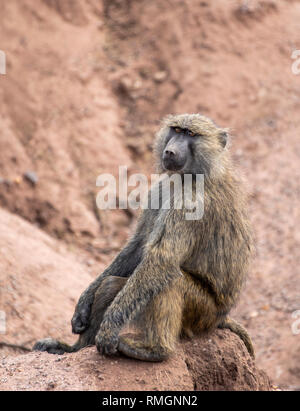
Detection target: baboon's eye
<box><xmin>188</xmin><ymin>130</ymin><xmax>196</xmax><ymax>137</ymax></box>
<box><xmin>174</xmin><ymin>127</ymin><xmax>181</xmax><ymax>133</ymax></box>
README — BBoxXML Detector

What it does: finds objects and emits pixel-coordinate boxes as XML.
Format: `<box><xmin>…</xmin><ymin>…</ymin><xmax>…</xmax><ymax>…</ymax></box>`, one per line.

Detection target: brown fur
<box><xmin>98</xmin><ymin>113</ymin><xmax>254</xmax><ymax>360</ymax></box>
<box><xmin>33</xmin><ymin>113</ymin><xmax>254</xmax><ymax>360</ymax></box>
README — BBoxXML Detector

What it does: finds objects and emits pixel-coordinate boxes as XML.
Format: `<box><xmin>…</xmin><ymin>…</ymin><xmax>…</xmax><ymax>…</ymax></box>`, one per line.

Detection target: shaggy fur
<box><xmin>34</xmin><ymin>114</ymin><xmax>254</xmax><ymax>360</ymax></box>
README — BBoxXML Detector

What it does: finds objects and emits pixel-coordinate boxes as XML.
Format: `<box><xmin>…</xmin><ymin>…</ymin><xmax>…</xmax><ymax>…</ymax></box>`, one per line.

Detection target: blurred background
<box><xmin>0</xmin><ymin>0</ymin><xmax>299</xmax><ymax>390</ymax></box>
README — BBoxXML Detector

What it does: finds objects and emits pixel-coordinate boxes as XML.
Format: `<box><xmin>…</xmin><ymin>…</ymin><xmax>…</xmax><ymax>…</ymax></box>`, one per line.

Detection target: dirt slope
<box><xmin>0</xmin><ymin>0</ymin><xmax>133</xmax><ymax>252</ymax></box>
<box><xmin>0</xmin><ymin>207</ymin><xmax>96</xmax><ymax>351</ymax></box>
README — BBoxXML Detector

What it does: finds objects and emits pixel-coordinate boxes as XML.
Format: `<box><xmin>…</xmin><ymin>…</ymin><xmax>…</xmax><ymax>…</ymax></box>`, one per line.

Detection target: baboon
<box><xmin>34</xmin><ymin>113</ymin><xmax>254</xmax><ymax>361</ymax></box>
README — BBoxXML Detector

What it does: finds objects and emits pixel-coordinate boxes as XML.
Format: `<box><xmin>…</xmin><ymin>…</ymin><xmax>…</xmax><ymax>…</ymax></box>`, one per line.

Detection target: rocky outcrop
<box><xmin>0</xmin><ymin>331</ymin><xmax>271</xmax><ymax>391</ymax></box>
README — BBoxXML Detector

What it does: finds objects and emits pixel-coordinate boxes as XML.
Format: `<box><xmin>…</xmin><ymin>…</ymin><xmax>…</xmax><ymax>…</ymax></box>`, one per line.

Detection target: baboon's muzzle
<box><xmin>162</xmin><ymin>136</ymin><xmax>188</xmax><ymax>171</ymax></box>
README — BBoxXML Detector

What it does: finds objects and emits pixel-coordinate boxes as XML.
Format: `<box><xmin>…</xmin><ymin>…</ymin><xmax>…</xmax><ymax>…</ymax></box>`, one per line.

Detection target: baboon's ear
<box><xmin>218</xmin><ymin>131</ymin><xmax>228</xmax><ymax>148</ymax></box>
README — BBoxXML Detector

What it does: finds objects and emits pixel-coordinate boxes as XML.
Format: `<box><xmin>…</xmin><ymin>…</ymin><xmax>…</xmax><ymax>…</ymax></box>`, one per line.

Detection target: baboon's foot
<box><xmin>71</xmin><ymin>304</ymin><xmax>91</xmax><ymax>334</ymax></box>
<box><xmin>33</xmin><ymin>338</ymin><xmax>71</xmax><ymax>355</ymax></box>
<box><xmin>118</xmin><ymin>335</ymin><xmax>170</xmax><ymax>362</ymax></box>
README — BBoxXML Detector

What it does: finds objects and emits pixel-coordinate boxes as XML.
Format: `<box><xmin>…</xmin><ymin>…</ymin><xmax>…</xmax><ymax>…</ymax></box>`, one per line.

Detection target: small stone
<box><xmin>120</xmin><ymin>77</ymin><xmax>132</xmax><ymax>91</ymax></box>
<box><xmin>86</xmin><ymin>259</ymin><xmax>95</xmax><ymax>267</ymax></box>
<box><xmin>249</xmin><ymin>310</ymin><xmax>259</xmax><ymax>318</ymax></box>
<box><xmin>133</xmin><ymin>80</ymin><xmax>142</xmax><ymax>89</ymax></box>
<box><xmin>24</xmin><ymin>171</ymin><xmax>38</xmax><ymax>185</ymax></box>
<box><xmin>14</xmin><ymin>176</ymin><xmax>22</xmax><ymax>184</ymax></box>
<box><xmin>47</xmin><ymin>381</ymin><xmax>56</xmax><ymax>389</ymax></box>
<box><xmin>153</xmin><ymin>71</ymin><xmax>167</xmax><ymax>83</ymax></box>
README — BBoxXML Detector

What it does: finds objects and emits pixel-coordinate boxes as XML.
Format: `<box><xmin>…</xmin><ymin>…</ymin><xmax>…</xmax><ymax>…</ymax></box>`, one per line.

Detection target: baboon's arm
<box><xmin>96</xmin><ymin>211</ymin><xmax>197</xmax><ymax>354</ymax></box>
<box><xmin>71</xmin><ymin>220</ymin><xmax>146</xmax><ymax>334</ymax></box>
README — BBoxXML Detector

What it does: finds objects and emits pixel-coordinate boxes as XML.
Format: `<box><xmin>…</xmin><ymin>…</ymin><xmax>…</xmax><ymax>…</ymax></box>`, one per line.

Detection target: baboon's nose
<box><xmin>163</xmin><ymin>148</ymin><xmax>186</xmax><ymax>171</ymax></box>
<box><xmin>164</xmin><ymin>149</ymin><xmax>176</xmax><ymax>158</ymax></box>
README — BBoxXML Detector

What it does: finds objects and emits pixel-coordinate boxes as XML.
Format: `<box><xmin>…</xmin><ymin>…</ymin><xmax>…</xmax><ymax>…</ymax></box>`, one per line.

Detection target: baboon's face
<box><xmin>155</xmin><ymin>114</ymin><xmax>229</xmax><ymax>176</ymax></box>
<box><xmin>162</xmin><ymin>126</ymin><xmax>196</xmax><ymax>172</ymax></box>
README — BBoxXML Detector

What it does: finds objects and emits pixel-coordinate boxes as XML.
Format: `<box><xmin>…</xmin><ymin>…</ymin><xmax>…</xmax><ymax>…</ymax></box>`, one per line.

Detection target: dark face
<box><xmin>162</xmin><ymin>127</ymin><xmax>197</xmax><ymax>172</ymax></box>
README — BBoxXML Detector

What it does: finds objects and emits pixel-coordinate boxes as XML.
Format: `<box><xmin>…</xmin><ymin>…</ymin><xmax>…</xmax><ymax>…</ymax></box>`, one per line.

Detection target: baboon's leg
<box><xmin>118</xmin><ymin>273</ymin><xmax>254</xmax><ymax>361</ymax></box>
<box><xmin>118</xmin><ymin>278</ymin><xmax>184</xmax><ymax>362</ymax></box>
<box><xmin>118</xmin><ymin>273</ymin><xmax>218</xmax><ymax>362</ymax></box>
<box><xmin>33</xmin><ymin>276</ymin><xmax>127</xmax><ymax>355</ymax></box>
<box><xmin>218</xmin><ymin>317</ymin><xmax>255</xmax><ymax>358</ymax></box>
<box><xmin>79</xmin><ymin>276</ymin><xmax>128</xmax><ymax>347</ymax></box>
<box><xmin>181</xmin><ymin>273</ymin><xmax>219</xmax><ymax>338</ymax></box>
<box><xmin>181</xmin><ymin>275</ymin><xmax>255</xmax><ymax>357</ymax></box>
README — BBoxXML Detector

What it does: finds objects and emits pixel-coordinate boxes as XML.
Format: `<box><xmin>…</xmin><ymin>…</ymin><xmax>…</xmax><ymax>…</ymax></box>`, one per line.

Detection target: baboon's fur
<box><xmin>34</xmin><ymin>113</ymin><xmax>254</xmax><ymax>360</ymax></box>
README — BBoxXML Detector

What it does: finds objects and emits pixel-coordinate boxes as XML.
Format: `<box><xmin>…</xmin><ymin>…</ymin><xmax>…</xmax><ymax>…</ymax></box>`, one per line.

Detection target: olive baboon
<box><xmin>34</xmin><ymin>113</ymin><xmax>254</xmax><ymax>360</ymax></box>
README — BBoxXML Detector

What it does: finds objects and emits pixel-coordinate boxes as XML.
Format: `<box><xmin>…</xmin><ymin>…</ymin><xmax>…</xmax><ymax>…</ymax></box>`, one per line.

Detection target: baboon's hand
<box><xmin>95</xmin><ymin>320</ymin><xmax>119</xmax><ymax>356</ymax></box>
<box><xmin>71</xmin><ymin>303</ymin><xmax>91</xmax><ymax>334</ymax></box>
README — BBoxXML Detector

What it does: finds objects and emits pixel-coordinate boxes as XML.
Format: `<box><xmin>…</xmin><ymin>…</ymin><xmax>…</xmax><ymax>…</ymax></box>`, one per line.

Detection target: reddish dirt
<box><xmin>0</xmin><ymin>207</ymin><xmax>97</xmax><ymax>353</ymax></box>
<box><xmin>0</xmin><ymin>0</ymin><xmax>299</xmax><ymax>390</ymax></box>
<box><xmin>0</xmin><ymin>347</ymin><xmax>193</xmax><ymax>391</ymax></box>
<box><xmin>0</xmin><ymin>332</ymin><xmax>271</xmax><ymax>391</ymax></box>
<box><xmin>183</xmin><ymin>330</ymin><xmax>271</xmax><ymax>391</ymax></box>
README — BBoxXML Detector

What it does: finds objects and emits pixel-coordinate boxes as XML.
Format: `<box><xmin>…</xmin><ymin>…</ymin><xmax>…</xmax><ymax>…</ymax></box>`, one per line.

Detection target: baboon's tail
<box><xmin>33</xmin><ymin>337</ymin><xmax>86</xmax><ymax>355</ymax></box>
<box><xmin>218</xmin><ymin>317</ymin><xmax>255</xmax><ymax>358</ymax></box>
